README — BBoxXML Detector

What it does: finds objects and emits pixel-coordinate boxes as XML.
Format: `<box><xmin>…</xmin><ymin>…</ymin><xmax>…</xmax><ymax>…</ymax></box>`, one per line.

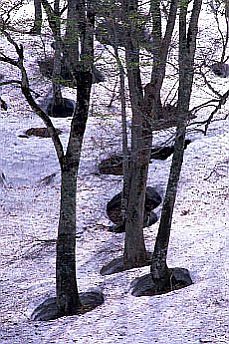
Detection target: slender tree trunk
<box><xmin>121</xmin><ymin>0</ymin><xmax>178</xmax><ymax>268</ymax></box>
<box><xmin>41</xmin><ymin>0</ymin><xmax>64</xmax><ymax>111</ymax></box>
<box><xmin>56</xmin><ymin>61</ymin><xmax>93</xmax><ymax>319</ymax></box>
<box><xmin>113</xmin><ymin>47</ymin><xmax>130</xmax><ymax>224</ymax></box>
<box><xmin>121</xmin><ymin>0</ymin><xmax>148</xmax><ymax>267</ymax></box>
<box><xmin>64</xmin><ymin>0</ymin><xmax>80</xmax><ymax>63</ymax></box>
<box><xmin>151</xmin><ymin>0</ymin><xmax>203</xmax><ymax>291</ymax></box>
<box><xmin>52</xmin><ymin>0</ymin><xmax>64</xmax><ymax>109</ymax></box>
<box><xmin>150</xmin><ymin>0</ymin><xmax>178</xmax><ymax>118</ymax></box>
<box><xmin>30</xmin><ymin>0</ymin><xmax>42</xmax><ymax>34</ymax></box>
<box><xmin>52</xmin><ymin>41</ymin><xmax>64</xmax><ymax>109</ymax></box>
<box><xmin>41</xmin><ymin>0</ymin><xmax>94</xmax><ymax>315</ymax></box>
<box><xmin>56</xmin><ymin>164</ymin><xmax>81</xmax><ymax>315</ymax></box>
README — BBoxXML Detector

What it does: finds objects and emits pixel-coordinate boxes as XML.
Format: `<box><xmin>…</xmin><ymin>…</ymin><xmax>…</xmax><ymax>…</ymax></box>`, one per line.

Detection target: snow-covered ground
<box><xmin>0</xmin><ymin>2</ymin><xmax>229</xmax><ymax>344</ymax></box>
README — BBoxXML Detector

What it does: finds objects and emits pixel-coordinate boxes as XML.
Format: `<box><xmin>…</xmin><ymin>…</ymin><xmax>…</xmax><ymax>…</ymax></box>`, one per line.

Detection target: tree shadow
<box><xmin>31</xmin><ymin>290</ymin><xmax>104</xmax><ymax>321</ymax></box>
<box><xmin>130</xmin><ymin>267</ymin><xmax>193</xmax><ymax>297</ymax></box>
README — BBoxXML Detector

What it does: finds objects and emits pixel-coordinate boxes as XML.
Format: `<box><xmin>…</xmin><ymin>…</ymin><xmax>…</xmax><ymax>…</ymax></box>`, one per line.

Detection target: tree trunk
<box><xmin>64</xmin><ymin>0</ymin><xmax>80</xmax><ymax>64</ymax></box>
<box><xmin>121</xmin><ymin>0</ymin><xmax>179</xmax><ymax>268</ymax></box>
<box><xmin>112</xmin><ymin>44</ymin><xmax>130</xmax><ymax>228</ymax></box>
<box><xmin>120</xmin><ymin>0</ymin><xmax>149</xmax><ymax>267</ymax></box>
<box><xmin>30</xmin><ymin>0</ymin><xmax>42</xmax><ymax>34</ymax></box>
<box><xmin>123</xmin><ymin>161</ymin><xmax>148</xmax><ymax>266</ymax></box>
<box><xmin>52</xmin><ymin>40</ymin><xmax>64</xmax><ymax>109</ymax></box>
<box><xmin>150</xmin><ymin>0</ymin><xmax>178</xmax><ymax>119</ymax></box>
<box><xmin>41</xmin><ymin>0</ymin><xmax>95</xmax><ymax>315</ymax></box>
<box><xmin>150</xmin><ymin>132</ymin><xmax>187</xmax><ymax>288</ymax></box>
<box><xmin>56</xmin><ymin>164</ymin><xmax>81</xmax><ymax>315</ymax></box>
<box><xmin>151</xmin><ymin>0</ymin><xmax>203</xmax><ymax>291</ymax></box>
<box><xmin>41</xmin><ymin>0</ymin><xmax>64</xmax><ymax>111</ymax></box>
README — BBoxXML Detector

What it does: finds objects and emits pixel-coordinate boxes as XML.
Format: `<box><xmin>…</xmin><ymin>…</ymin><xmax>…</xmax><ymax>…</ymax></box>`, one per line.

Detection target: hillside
<box><xmin>0</xmin><ymin>2</ymin><xmax>229</xmax><ymax>343</ymax></box>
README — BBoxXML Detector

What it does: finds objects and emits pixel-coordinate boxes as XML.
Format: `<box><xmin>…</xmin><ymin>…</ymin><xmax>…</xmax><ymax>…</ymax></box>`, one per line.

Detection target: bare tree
<box><xmin>100</xmin><ymin>0</ymin><xmax>178</xmax><ymax>275</ymax></box>
<box><xmin>0</xmin><ymin>0</ymin><xmax>104</xmax><ymax>320</ymax></box>
<box><xmin>131</xmin><ymin>0</ymin><xmax>203</xmax><ymax>296</ymax></box>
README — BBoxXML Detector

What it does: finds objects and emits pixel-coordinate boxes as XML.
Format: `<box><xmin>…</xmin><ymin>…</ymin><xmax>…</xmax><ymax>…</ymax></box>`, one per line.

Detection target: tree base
<box><xmin>31</xmin><ymin>291</ymin><xmax>104</xmax><ymax>321</ymax></box>
<box><xmin>130</xmin><ymin>267</ymin><xmax>193</xmax><ymax>296</ymax></box>
<box><xmin>100</xmin><ymin>252</ymin><xmax>151</xmax><ymax>276</ymax></box>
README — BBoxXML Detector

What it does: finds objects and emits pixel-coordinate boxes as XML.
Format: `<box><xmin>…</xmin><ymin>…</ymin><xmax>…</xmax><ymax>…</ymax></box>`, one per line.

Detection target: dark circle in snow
<box><xmin>150</xmin><ymin>139</ymin><xmax>192</xmax><ymax>161</ymax></box>
<box><xmin>211</xmin><ymin>62</ymin><xmax>229</xmax><ymax>78</ymax></box>
<box><xmin>31</xmin><ymin>291</ymin><xmax>104</xmax><ymax>321</ymax></box>
<box><xmin>37</xmin><ymin>55</ymin><xmax>105</xmax><ymax>87</ymax></box>
<box><xmin>106</xmin><ymin>186</ymin><xmax>162</xmax><ymax>232</ymax></box>
<box><xmin>130</xmin><ymin>268</ymin><xmax>193</xmax><ymax>297</ymax></box>
<box><xmin>47</xmin><ymin>98</ymin><xmax>75</xmax><ymax>118</ymax></box>
<box><xmin>100</xmin><ymin>251</ymin><xmax>152</xmax><ymax>275</ymax></box>
<box><xmin>98</xmin><ymin>140</ymin><xmax>192</xmax><ymax>175</ymax></box>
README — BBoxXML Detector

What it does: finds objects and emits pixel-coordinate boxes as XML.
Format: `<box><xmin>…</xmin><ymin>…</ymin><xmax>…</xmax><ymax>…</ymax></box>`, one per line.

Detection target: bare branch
<box><xmin>0</xmin><ymin>27</ymin><xmax>65</xmax><ymax>165</ymax></box>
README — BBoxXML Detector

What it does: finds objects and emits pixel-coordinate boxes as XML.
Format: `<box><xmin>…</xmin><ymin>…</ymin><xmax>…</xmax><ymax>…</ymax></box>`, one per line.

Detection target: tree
<box><xmin>41</xmin><ymin>0</ymin><xmax>67</xmax><ymax>117</ymax></box>
<box><xmin>131</xmin><ymin>0</ymin><xmax>203</xmax><ymax>296</ymax></box>
<box><xmin>123</xmin><ymin>0</ymin><xmax>179</xmax><ymax>269</ymax></box>
<box><xmin>100</xmin><ymin>0</ymin><xmax>179</xmax><ymax>274</ymax></box>
<box><xmin>0</xmin><ymin>0</ymin><xmax>104</xmax><ymax>320</ymax></box>
<box><xmin>30</xmin><ymin>0</ymin><xmax>42</xmax><ymax>35</ymax></box>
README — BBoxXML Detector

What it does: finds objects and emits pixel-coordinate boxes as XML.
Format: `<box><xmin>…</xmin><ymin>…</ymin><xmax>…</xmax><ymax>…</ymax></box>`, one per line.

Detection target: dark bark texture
<box><xmin>56</xmin><ymin>166</ymin><xmax>80</xmax><ymax>315</ymax></box>
<box><xmin>150</xmin><ymin>0</ymin><xmax>203</xmax><ymax>292</ymax></box>
<box><xmin>30</xmin><ymin>0</ymin><xmax>42</xmax><ymax>34</ymax></box>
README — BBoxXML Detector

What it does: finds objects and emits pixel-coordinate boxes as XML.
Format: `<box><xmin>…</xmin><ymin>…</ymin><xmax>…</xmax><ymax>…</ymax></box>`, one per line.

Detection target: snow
<box><xmin>0</xmin><ymin>2</ymin><xmax>229</xmax><ymax>344</ymax></box>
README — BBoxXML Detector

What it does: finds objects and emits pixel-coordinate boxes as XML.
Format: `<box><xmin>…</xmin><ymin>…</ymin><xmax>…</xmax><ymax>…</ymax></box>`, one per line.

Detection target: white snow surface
<box><xmin>0</xmin><ymin>3</ymin><xmax>229</xmax><ymax>344</ymax></box>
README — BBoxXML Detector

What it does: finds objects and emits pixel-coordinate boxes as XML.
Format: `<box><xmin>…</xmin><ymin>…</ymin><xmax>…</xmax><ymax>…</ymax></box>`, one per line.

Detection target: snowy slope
<box><xmin>0</xmin><ymin>2</ymin><xmax>229</xmax><ymax>344</ymax></box>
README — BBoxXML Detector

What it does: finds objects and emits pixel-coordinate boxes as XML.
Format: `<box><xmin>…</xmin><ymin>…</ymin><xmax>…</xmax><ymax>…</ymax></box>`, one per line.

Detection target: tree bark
<box><xmin>113</xmin><ymin>47</ymin><xmax>129</xmax><ymax>223</ymax></box>
<box><xmin>151</xmin><ymin>0</ymin><xmax>203</xmax><ymax>291</ymax></box>
<box><xmin>55</xmin><ymin>1</ymin><xmax>95</xmax><ymax>314</ymax></box>
<box><xmin>30</xmin><ymin>0</ymin><xmax>42</xmax><ymax>34</ymax></box>
<box><xmin>30</xmin><ymin>0</ymin><xmax>94</xmax><ymax>315</ymax></box>
<box><xmin>122</xmin><ymin>0</ymin><xmax>178</xmax><ymax>268</ymax></box>
<box><xmin>64</xmin><ymin>0</ymin><xmax>80</xmax><ymax>63</ymax></box>
<box><xmin>56</xmin><ymin>164</ymin><xmax>81</xmax><ymax>315</ymax></box>
<box><xmin>150</xmin><ymin>0</ymin><xmax>178</xmax><ymax>118</ymax></box>
<box><xmin>121</xmin><ymin>0</ymin><xmax>148</xmax><ymax>267</ymax></box>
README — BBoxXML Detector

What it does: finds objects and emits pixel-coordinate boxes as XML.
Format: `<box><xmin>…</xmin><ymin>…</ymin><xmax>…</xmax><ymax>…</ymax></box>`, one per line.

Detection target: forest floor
<box><xmin>0</xmin><ymin>2</ymin><xmax>229</xmax><ymax>343</ymax></box>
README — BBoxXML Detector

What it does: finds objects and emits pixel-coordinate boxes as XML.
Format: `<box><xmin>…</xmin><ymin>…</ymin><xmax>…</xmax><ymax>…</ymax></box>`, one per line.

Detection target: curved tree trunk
<box><xmin>150</xmin><ymin>131</ymin><xmax>187</xmax><ymax>289</ymax></box>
